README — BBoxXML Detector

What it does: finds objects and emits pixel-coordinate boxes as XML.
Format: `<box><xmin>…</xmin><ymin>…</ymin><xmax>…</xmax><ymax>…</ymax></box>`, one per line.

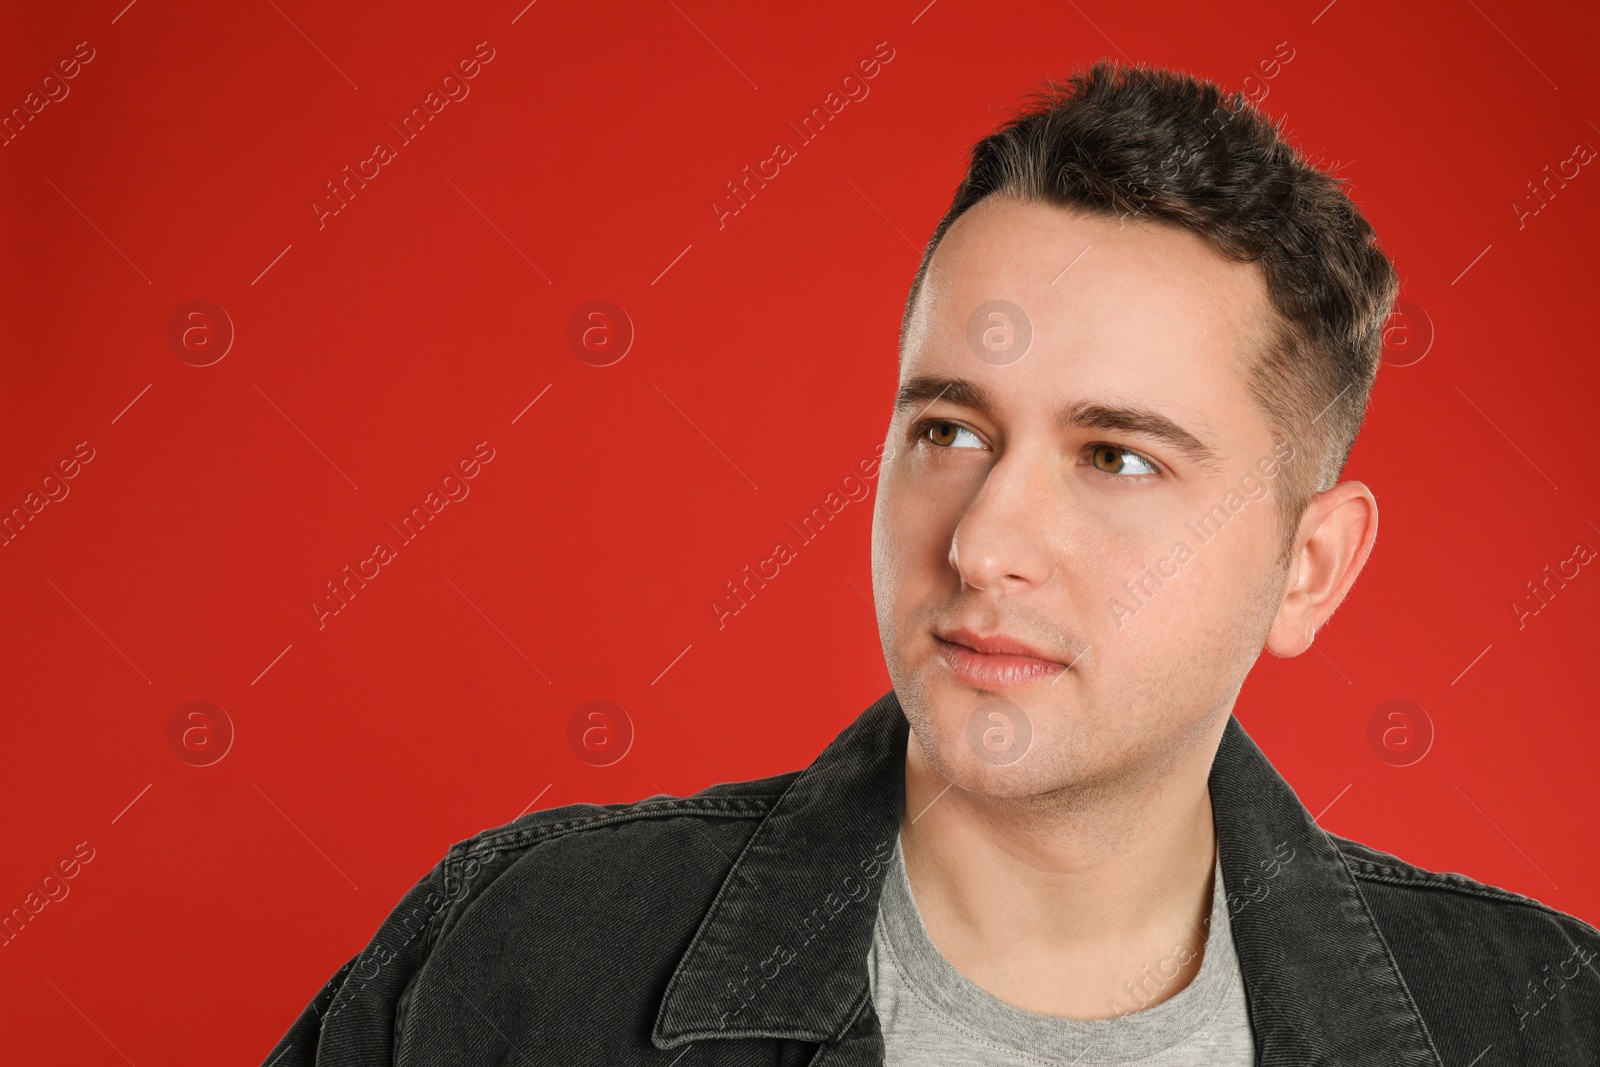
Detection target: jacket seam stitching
<box><xmin>1345</xmin><ymin>862</ymin><xmax>1600</xmax><ymax>933</ymax></box>
<box><xmin>805</xmin><ymin>982</ymin><xmax>873</xmax><ymax>1066</ymax></box>
<box><xmin>465</xmin><ymin>797</ymin><xmax>779</xmax><ymax>854</ymax></box>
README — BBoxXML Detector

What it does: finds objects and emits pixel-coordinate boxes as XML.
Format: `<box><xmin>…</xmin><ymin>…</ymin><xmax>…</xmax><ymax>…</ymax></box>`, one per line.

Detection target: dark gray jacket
<box><xmin>262</xmin><ymin>690</ymin><xmax>1600</xmax><ymax>1065</ymax></box>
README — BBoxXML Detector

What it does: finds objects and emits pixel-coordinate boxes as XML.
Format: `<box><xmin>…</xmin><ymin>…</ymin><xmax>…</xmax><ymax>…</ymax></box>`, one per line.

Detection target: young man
<box><xmin>262</xmin><ymin>61</ymin><xmax>1600</xmax><ymax>1066</ymax></box>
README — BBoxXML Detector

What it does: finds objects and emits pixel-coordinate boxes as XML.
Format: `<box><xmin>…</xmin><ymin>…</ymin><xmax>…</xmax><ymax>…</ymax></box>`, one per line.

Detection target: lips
<box><xmin>933</xmin><ymin>627</ymin><xmax>1068</xmax><ymax>689</ymax></box>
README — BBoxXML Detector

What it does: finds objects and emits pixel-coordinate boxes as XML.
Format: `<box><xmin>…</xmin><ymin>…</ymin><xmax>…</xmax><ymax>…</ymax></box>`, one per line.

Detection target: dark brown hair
<box><xmin>902</xmin><ymin>58</ymin><xmax>1399</xmax><ymax>566</ymax></box>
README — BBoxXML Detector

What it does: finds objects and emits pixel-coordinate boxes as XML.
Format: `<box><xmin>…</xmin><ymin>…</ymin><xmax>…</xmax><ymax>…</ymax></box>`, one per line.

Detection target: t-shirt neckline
<box><xmin>873</xmin><ymin>829</ymin><xmax>1242</xmax><ymax>1062</ymax></box>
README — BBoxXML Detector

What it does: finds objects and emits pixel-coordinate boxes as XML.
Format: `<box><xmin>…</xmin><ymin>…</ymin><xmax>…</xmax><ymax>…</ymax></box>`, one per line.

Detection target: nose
<box><xmin>948</xmin><ymin>448</ymin><xmax>1056</xmax><ymax>592</ymax></box>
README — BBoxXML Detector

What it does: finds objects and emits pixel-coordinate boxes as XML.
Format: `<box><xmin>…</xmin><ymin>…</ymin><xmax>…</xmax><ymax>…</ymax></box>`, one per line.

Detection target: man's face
<box><xmin>871</xmin><ymin>195</ymin><xmax>1295</xmax><ymax>800</ymax></box>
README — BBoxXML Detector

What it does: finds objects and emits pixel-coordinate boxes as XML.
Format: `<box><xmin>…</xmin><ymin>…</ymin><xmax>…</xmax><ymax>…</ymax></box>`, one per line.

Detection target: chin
<box><xmin>909</xmin><ymin>687</ymin><xmax>1055</xmax><ymax>793</ymax></box>
<box><xmin>914</xmin><ymin>678</ymin><xmax>1137</xmax><ymax>800</ymax></box>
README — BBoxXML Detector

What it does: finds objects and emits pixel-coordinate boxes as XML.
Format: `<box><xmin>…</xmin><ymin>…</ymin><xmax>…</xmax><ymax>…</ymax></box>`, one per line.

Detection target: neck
<box><xmin>898</xmin><ymin>726</ymin><xmax>1224</xmax><ymax>1019</ymax></box>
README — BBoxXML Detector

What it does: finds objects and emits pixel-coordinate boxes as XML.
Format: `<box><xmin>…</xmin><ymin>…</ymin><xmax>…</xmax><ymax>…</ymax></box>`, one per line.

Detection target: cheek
<box><xmin>874</xmin><ymin>467</ymin><xmax>962</xmax><ymax>582</ymax></box>
<box><xmin>1086</xmin><ymin>524</ymin><xmax>1258</xmax><ymax>649</ymax></box>
<box><xmin>871</xmin><ymin>481</ymin><xmax>928</xmax><ymax>640</ymax></box>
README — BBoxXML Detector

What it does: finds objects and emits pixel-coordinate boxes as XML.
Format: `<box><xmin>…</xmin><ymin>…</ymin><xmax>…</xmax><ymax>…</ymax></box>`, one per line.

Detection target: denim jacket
<box><xmin>262</xmin><ymin>690</ymin><xmax>1600</xmax><ymax>1066</ymax></box>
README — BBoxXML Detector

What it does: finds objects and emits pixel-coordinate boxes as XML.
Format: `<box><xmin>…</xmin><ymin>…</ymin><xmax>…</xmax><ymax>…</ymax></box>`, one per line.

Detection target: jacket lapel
<box><xmin>652</xmin><ymin>690</ymin><xmax>909</xmax><ymax>1047</ymax></box>
<box><xmin>1211</xmin><ymin>715</ymin><xmax>1444</xmax><ymax>1066</ymax></box>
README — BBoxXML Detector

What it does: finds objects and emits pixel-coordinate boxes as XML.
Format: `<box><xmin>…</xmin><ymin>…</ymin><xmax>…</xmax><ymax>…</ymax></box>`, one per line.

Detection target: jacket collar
<box><xmin>654</xmin><ymin>690</ymin><xmax>1444</xmax><ymax>1066</ymax></box>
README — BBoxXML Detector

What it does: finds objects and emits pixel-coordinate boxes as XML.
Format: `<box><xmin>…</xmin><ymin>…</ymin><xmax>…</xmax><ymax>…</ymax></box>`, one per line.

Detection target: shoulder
<box><xmin>1326</xmin><ymin>831</ymin><xmax>1600</xmax><ymax>1053</ymax></box>
<box><xmin>420</xmin><ymin>768</ymin><xmax>802</xmax><ymax>948</ymax></box>
<box><xmin>388</xmin><ymin>771</ymin><xmax>800</xmax><ymax>1058</ymax></box>
<box><xmin>457</xmin><ymin>769</ymin><xmax>794</xmax><ymax>859</ymax></box>
<box><xmin>433</xmin><ymin>768</ymin><xmax>799</xmax><ymax>930</ymax></box>
<box><xmin>260</xmin><ymin>770</ymin><xmax>801</xmax><ymax>1066</ymax></box>
<box><xmin>1329</xmin><ymin>830</ymin><xmax>1600</xmax><ymax>942</ymax></box>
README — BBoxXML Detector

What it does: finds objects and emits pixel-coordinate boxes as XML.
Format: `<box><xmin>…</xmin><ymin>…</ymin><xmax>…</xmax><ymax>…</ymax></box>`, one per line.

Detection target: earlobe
<box><xmin>1263</xmin><ymin>482</ymin><xmax>1378</xmax><ymax>658</ymax></box>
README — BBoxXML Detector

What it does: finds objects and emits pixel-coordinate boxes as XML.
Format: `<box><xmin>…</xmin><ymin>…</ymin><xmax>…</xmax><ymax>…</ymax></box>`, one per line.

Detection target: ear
<box><xmin>1265</xmin><ymin>481</ymin><xmax>1378</xmax><ymax>658</ymax></box>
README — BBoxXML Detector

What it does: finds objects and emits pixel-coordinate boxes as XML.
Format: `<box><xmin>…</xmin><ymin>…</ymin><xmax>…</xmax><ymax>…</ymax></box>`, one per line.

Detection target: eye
<box><xmin>1088</xmin><ymin>444</ymin><xmax>1161</xmax><ymax>479</ymax></box>
<box><xmin>914</xmin><ymin>418</ymin><xmax>985</xmax><ymax>450</ymax></box>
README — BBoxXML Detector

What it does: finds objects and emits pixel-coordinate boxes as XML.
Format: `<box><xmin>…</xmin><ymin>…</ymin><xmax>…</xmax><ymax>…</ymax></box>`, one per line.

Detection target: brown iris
<box><xmin>1092</xmin><ymin>445</ymin><xmax>1128</xmax><ymax>473</ymax></box>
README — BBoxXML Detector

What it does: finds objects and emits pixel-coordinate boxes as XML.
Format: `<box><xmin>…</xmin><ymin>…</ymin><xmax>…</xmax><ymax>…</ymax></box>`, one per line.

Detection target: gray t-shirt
<box><xmin>867</xmin><ymin>833</ymin><xmax>1255</xmax><ymax>1064</ymax></box>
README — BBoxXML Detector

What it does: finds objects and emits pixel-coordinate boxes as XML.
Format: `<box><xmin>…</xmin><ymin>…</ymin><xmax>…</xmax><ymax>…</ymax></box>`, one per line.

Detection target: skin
<box><xmin>869</xmin><ymin>194</ymin><xmax>1378</xmax><ymax>1019</ymax></box>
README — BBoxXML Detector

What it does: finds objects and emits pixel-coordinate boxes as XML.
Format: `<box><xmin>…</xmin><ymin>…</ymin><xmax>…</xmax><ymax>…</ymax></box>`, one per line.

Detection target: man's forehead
<box><xmin>917</xmin><ymin>197</ymin><xmax>1270</xmax><ymax>335</ymax></box>
<box><xmin>902</xmin><ymin>198</ymin><xmax>1273</xmax><ymax>427</ymax></box>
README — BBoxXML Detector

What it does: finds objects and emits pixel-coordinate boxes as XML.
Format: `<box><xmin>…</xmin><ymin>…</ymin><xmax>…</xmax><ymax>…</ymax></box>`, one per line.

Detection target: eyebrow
<box><xmin>894</xmin><ymin>374</ymin><xmax>1225</xmax><ymax>473</ymax></box>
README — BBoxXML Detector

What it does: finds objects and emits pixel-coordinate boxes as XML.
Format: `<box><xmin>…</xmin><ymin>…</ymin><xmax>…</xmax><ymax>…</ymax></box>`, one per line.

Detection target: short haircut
<box><xmin>901</xmin><ymin>58</ymin><xmax>1399</xmax><ymax>566</ymax></box>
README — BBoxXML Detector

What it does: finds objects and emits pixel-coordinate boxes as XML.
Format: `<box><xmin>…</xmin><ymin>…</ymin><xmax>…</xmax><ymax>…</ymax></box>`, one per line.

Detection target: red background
<box><xmin>2</xmin><ymin>0</ymin><xmax>1597</xmax><ymax>1061</ymax></box>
